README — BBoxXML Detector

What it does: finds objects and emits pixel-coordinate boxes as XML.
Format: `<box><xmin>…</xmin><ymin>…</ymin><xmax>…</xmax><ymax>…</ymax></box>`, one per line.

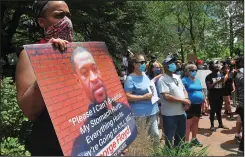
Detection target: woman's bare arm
<box><xmin>15</xmin><ymin>50</ymin><xmax>45</xmax><ymax>121</ymax></box>
<box><xmin>126</xmin><ymin>92</ymin><xmax>152</xmax><ymax>102</ymax></box>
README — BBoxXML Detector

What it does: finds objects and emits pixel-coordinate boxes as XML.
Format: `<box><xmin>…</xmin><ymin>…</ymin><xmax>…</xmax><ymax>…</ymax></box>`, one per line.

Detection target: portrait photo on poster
<box><xmin>23</xmin><ymin>42</ymin><xmax>137</xmax><ymax>156</ymax></box>
<box><xmin>147</xmin><ymin>81</ymin><xmax>159</xmax><ymax>104</ymax></box>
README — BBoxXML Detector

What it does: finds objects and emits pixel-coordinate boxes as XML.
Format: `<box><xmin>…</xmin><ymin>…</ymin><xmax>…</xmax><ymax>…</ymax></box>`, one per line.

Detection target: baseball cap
<box><xmin>162</xmin><ymin>54</ymin><xmax>176</xmax><ymax>65</ymax></box>
<box><xmin>196</xmin><ymin>59</ymin><xmax>203</xmax><ymax>65</ymax></box>
<box><xmin>151</xmin><ymin>55</ymin><xmax>157</xmax><ymax>60</ymax></box>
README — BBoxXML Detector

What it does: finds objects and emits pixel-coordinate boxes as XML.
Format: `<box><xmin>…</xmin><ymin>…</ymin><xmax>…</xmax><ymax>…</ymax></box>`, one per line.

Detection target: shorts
<box><xmin>186</xmin><ymin>104</ymin><xmax>202</xmax><ymax>119</ymax></box>
<box><xmin>223</xmin><ymin>87</ymin><xmax>232</xmax><ymax>96</ymax></box>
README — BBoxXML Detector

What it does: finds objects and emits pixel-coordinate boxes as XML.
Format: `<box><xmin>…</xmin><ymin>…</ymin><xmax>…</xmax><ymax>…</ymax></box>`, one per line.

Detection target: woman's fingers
<box><xmin>48</xmin><ymin>38</ymin><xmax>68</xmax><ymax>52</ymax></box>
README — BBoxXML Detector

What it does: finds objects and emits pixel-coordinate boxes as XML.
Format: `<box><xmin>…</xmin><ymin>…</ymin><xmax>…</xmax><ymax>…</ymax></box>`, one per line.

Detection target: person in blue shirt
<box><xmin>182</xmin><ymin>64</ymin><xmax>204</xmax><ymax>147</ymax></box>
<box><xmin>124</xmin><ymin>54</ymin><xmax>161</xmax><ymax>144</ymax></box>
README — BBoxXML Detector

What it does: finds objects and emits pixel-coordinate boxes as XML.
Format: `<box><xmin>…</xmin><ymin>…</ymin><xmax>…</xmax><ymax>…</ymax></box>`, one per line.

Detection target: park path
<box><xmin>195</xmin><ymin>105</ymin><xmax>243</xmax><ymax>156</ymax></box>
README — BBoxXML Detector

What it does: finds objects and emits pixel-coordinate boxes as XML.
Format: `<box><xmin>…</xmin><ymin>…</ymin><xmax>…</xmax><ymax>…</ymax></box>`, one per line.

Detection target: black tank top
<box><xmin>27</xmin><ymin>39</ymin><xmax>63</xmax><ymax>155</ymax></box>
<box><xmin>28</xmin><ymin>107</ymin><xmax>63</xmax><ymax>155</ymax></box>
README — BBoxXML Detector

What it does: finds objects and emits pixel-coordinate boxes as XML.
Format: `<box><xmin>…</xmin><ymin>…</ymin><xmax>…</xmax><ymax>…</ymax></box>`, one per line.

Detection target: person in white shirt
<box><xmin>157</xmin><ymin>55</ymin><xmax>191</xmax><ymax>148</ymax></box>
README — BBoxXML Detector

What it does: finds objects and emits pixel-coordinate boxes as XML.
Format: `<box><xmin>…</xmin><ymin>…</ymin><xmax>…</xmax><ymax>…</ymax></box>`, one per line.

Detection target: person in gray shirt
<box><xmin>157</xmin><ymin>55</ymin><xmax>191</xmax><ymax>148</ymax></box>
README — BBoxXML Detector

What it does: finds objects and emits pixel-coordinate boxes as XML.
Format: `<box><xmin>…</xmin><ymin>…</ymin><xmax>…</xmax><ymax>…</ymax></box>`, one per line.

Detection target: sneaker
<box><xmin>180</xmin><ymin>142</ymin><xmax>192</xmax><ymax>150</ymax></box>
<box><xmin>191</xmin><ymin>138</ymin><xmax>203</xmax><ymax>147</ymax></box>
<box><xmin>218</xmin><ymin>124</ymin><xmax>229</xmax><ymax>129</ymax></box>
<box><xmin>235</xmin><ymin>135</ymin><xmax>242</xmax><ymax>143</ymax></box>
<box><xmin>229</xmin><ymin>115</ymin><xmax>235</xmax><ymax>120</ymax></box>
<box><xmin>202</xmin><ymin>112</ymin><xmax>208</xmax><ymax>116</ymax></box>
<box><xmin>238</xmin><ymin>147</ymin><xmax>244</xmax><ymax>153</ymax></box>
<box><xmin>210</xmin><ymin>126</ymin><xmax>216</xmax><ymax>132</ymax></box>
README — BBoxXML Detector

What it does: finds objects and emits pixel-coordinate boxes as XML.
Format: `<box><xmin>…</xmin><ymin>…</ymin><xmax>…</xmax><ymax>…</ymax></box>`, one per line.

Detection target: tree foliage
<box><xmin>1</xmin><ymin>1</ymin><xmax>244</xmax><ymax>70</ymax></box>
<box><xmin>129</xmin><ymin>1</ymin><xmax>243</xmax><ymax>61</ymax></box>
<box><xmin>1</xmin><ymin>1</ymin><xmax>145</xmax><ymax>68</ymax></box>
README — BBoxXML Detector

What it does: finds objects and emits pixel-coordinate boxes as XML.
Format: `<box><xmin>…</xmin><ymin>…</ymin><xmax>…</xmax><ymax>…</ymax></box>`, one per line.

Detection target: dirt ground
<box><xmin>159</xmin><ymin>105</ymin><xmax>244</xmax><ymax>156</ymax></box>
<box><xmin>196</xmin><ymin>107</ymin><xmax>243</xmax><ymax>156</ymax></box>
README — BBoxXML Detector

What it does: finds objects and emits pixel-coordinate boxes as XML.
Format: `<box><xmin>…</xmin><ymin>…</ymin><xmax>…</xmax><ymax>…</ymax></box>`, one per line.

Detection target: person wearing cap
<box><xmin>15</xmin><ymin>0</ymin><xmax>72</xmax><ymax>155</ymax></box>
<box><xmin>196</xmin><ymin>59</ymin><xmax>204</xmax><ymax>70</ymax></box>
<box><xmin>196</xmin><ymin>59</ymin><xmax>209</xmax><ymax>116</ymax></box>
<box><xmin>157</xmin><ymin>55</ymin><xmax>191</xmax><ymax>148</ymax></box>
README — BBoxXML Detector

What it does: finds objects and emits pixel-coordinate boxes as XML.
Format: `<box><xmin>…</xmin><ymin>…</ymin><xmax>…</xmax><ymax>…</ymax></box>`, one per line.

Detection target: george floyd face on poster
<box><xmin>24</xmin><ymin>42</ymin><xmax>137</xmax><ymax>156</ymax></box>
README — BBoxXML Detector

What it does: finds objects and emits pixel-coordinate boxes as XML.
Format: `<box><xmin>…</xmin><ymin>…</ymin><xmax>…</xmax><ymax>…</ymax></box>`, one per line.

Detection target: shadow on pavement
<box><xmin>198</xmin><ymin>128</ymin><xmax>213</xmax><ymax>137</ymax></box>
<box><xmin>225</xmin><ymin>152</ymin><xmax>244</xmax><ymax>156</ymax></box>
<box><xmin>220</xmin><ymin>139</ymin><xmax>242</xmax><ymax>156</ymax></box>
<box><xmin>221</xmin><ymin>127</ymin><xmax>236</xmax><ymax>135</ymax></box>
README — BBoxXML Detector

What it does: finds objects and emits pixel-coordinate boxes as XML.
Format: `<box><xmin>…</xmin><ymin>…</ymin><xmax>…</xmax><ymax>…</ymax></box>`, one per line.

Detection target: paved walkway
<box><xmin>195</xmin><ymin>106</ymin><xmax>243</xmax><ymax>156</ymax></box>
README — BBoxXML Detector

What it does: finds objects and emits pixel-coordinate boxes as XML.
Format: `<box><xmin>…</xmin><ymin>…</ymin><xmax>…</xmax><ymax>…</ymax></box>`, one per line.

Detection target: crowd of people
<box><xmin>14</xmin><ymin>0</ymin><xmax>243</xmax><ymax>155</ymax></box>
<box><xmin>119</xmin><ymin>53</ymin><xmax>244</xmax><ymax>152</ymax></box>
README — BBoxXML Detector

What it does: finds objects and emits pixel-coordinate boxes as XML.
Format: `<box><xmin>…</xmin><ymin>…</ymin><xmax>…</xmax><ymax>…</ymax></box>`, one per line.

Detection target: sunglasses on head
<box><xmin>190</xmin><ymin>70</ymin><xmax>197</xmax><ymax>72</ymax></box>
<box><xmin>135</xmin><ymin>61</ymin><xmax>146</xmax><ymax>64</ymax></box>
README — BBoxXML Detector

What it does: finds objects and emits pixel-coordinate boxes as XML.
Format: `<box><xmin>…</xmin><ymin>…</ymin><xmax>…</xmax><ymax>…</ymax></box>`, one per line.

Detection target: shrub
<box><xmin>152</xmin><ymin>142</ymin><xmax>209</xmax><ymax>156</ymax></box>
<box><xmin>0</xmin><ymin>77</ymin><xmax>32</xmax><ymax>156</ymax></box>
<box><xmin>1</xmin><ymin>137</ymin><xmax>31</xmax><ymax>156</ymax></box>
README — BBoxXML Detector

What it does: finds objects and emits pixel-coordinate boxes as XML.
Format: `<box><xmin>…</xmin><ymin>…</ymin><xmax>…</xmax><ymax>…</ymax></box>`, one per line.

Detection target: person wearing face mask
<box><xmin>152</xmin><ymin>62</ymin><xmax>163</xmax><ymax>77</ymax></box>
<box><xmin>222</xmin><ymin>64</ymin><xmax>235</xmax><ymax>119</ymax></box>
<box><xmin>196</xmin><ymin>59</ymin><xmax>210</xmax><ymax>116</ymax></box>
<box><xmin>157</xmin><ymin>55</ymin><xmax>191</xmax><ymax>148</ymax></box>
<box><xmin>175</xmin><ymin>60</ymin><xmax>183</xmax><ymax>77</ymax></box>
<box><xmin>119</xmin><ymin>68</ymin><xmax>127</xmax><ymax>87</ymax></box>
<box><xmin>182</xmin><ymin>64</ymin><xmax>204</xmax><ymax>147</ymax></box>
<box><xmin>205</xmin><ymin>63</ymin><xmax>229</xmax><ymax>132</ymax></box>
<box><xmin>15</xmin><ymin>0</ymin><xmax>72</xmax><ymax>155</ymax></box>
<box><xmin>151</xmin><ymin>62</ymin><xmax>165</xmax><ymax>140</ymax></box>
<box><xmin>124</xmin><ymin>54</ymin><xmax>161</xmax><ymax>145</ymax></box>
<box><xmin>147</xmin><ymin>55</ymin><xmax>163</xmax><ymax>79</ymax></box>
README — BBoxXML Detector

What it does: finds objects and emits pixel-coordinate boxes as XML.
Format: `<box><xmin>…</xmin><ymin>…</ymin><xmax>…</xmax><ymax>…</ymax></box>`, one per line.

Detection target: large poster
<box><xmin>24</xmin><ymin>42</ymin><xmax>137</xmax><ymax>156</ymax></box>
<box><xmin>196</xmin><ymin>70</ymin><xmax>211</xmax><ymax>89</ymax></box>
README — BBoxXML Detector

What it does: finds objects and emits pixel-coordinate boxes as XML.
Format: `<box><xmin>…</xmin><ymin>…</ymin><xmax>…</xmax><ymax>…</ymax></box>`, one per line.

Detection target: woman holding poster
<box><xmin>15</xmin><ymin>0</ymin><xmax>72</xmax><ymax>155</ymax></box>
<box><xmin>124</xmin><ymin>54</ymin><xmax>161</xmax><ymax>144</ymax></box>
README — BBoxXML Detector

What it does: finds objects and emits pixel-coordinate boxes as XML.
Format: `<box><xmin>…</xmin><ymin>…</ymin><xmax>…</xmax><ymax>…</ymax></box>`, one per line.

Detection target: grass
<box><xmin>126</xmin><ymin>118</ymin><xmax>155</xmax><ymax>156</ymax></box>
<box><xmin>126</xmin><ymin>118</ymin><xmax>209</xmax><ymax>156</ymax></box>
<box><xmin>152</xmin><ymin>142</ymin><xmax>209</xmax><ymax>156</ymax></box>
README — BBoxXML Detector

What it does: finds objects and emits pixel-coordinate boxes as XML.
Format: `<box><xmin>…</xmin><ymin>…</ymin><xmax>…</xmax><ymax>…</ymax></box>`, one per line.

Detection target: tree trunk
<box><xmin>187</xmin><ymin>2</ymin><xmax>197</xmax><ymax>55</ymax></box>
<box><xmin>177</xmin><ymin>15</ymin><xmax>184</xmax><ymax>62</ymax></box>
<box><xmin>200</xmin><ymin>18</ymin><xmax>205</xmax><ymax>49</ymax></box>
<box><xmin>229</xmin><ymin>12</ymin><xmax>234</xmax><ymax>57</ymax></box>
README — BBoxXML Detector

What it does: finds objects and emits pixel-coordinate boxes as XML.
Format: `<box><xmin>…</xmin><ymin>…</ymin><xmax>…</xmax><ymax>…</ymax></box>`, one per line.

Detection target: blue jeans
<box><xmin>162</xmin><ymin>114</ymin><xmax>186</xmax><ymax>147</ymax></box>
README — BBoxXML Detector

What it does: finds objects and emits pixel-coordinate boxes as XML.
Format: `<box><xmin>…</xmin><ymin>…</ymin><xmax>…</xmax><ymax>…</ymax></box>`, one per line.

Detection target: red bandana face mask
<box><xmin>44</xmin><ymin>16</ymin><xmax>73</xmax><ymax>42</ymax></box>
